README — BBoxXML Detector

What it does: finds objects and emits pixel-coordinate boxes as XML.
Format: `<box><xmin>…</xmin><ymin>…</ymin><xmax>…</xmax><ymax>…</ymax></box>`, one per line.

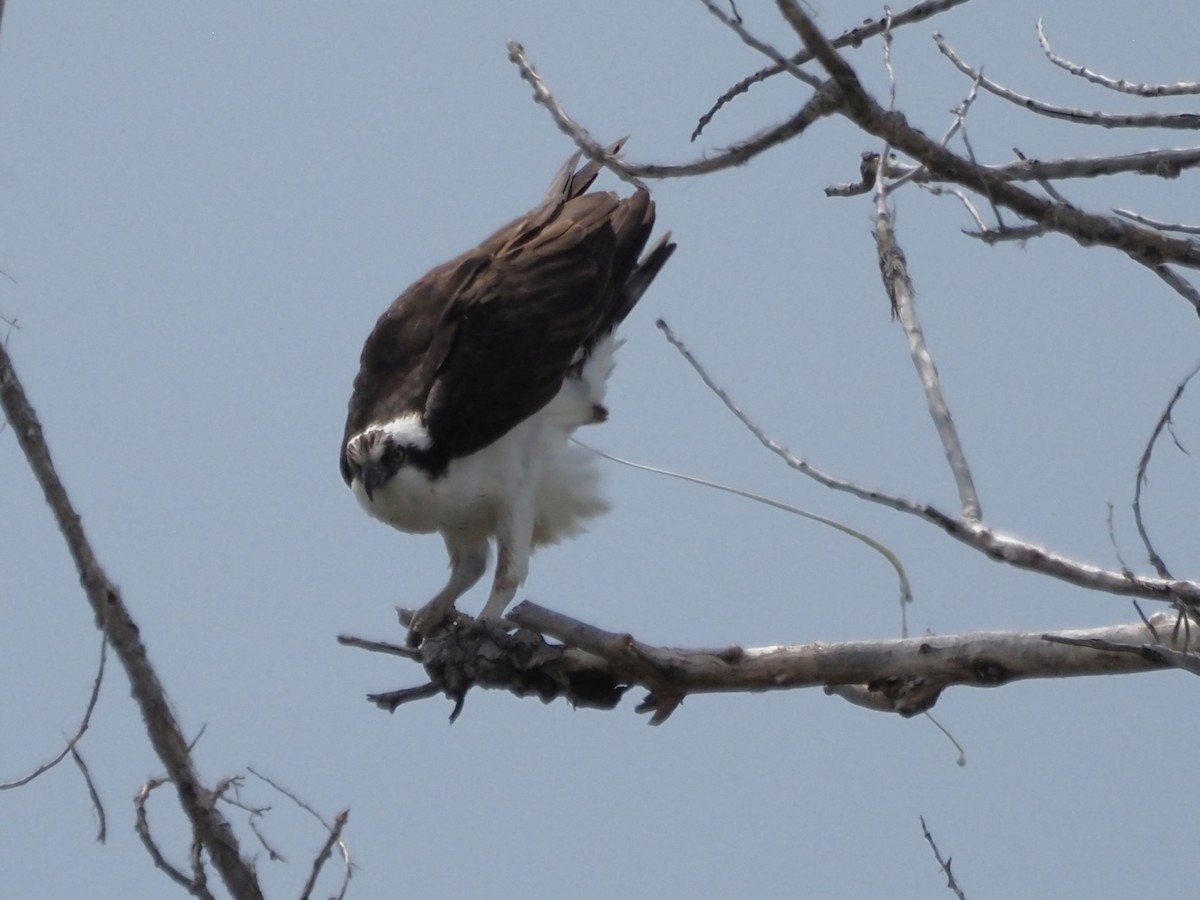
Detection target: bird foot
<box><xmin>407</xmin><ymin>600</ymin><xmax>463</xmax><ymax>647</ymax></box>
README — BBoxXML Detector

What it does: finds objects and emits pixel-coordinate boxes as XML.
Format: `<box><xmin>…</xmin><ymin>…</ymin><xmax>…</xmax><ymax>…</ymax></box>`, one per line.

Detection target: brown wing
<box><xmin>423</xmin><ymin>185</ymin><xmax>658</xmax><ymax>462</ymax></box>
<box><xmin>341</xmin><ymin>146</ymin><xmax>669</xmax><ymax>479</ymax></box>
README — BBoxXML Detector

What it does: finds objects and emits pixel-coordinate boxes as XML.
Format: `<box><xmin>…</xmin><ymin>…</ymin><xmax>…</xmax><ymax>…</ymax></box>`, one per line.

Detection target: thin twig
<box><xmin>692</xmin><ymin>0</ymin><xmax>973</xmax><ymax>140</ymax></box>
<box><xmin>1132</xmin><ymin>260</ymin><xmax>1200</xmax><ymax>314</ymax></box>
<box><xmin>70</xmin><ymin>744</ymin><xmax>107</xmax><ymax>843</ymax></box>
<box><xmin>300</xmin><ymin>811</ymin><xmax>351</xmax><ymax>900</ymax></box>
<box><xmin>657</xmin><ymin>315</ymin><xmax>1200</xmax><ymax>605</ymax></box>
<box><xmin>1043</xmin><ymin>634</ymin><xmax>1200</xmax><ymax>677</ymax></box>
<box><xmin>135</xmin><ymin>778</ymin><xmax>217</xmax><ymax>900</ymax></box>
<box><xmin>936</xmin><ymin>33</ymin><xmax>1200</xmax><ymax>129</ymax></box>
<box><xmin>1114</xmin><ymin>208</ymin><xmax>1200</xmax><ymax>235</ymax></box>
<box><xmin>1105</xmin><ymin>502</ymin><xmax>1135</xmax><ymax>579</ymax></box>
<box><xmin>920</xmin><ymin>184</ymin><xmax>989</xmax><ymax>232</ymax></box>
<box><xmin>1037</xmin><ymin>18</ymin><xmax>1200</xmax><ymax>97</ymax></box>
<box><xmin>700</xmin><ymin>0</ymin><xmax>823</xmax><ymax>90</ymax></box>
<box><xmin>335</xmin><ymin>634</ymin><xmax>422</xmax><ymax>660</ymax></box>
<box><xmin>872</xmin><ymin>196</ymin><xmax>982</xmax><ymax>520</ymax></box>
<box><xmin>248</xmin><ymin>767</ymin><xmax>353</xmax><ymax>900</ymax></box>
<box><xmin>921</xmin><ymin>816</ymin><xmax>969</xmax><ymax>899</ymax></box>
<box><xmin>1</xmin><ymin>635</ymin><xmax>107</xmax><ymax>790</ymax></box>
<box><xmin>1012</xmin><ymin>147</ymin><xmax>1073</xmax><ymax>207</ymax></box>
<box><xmin>855</xmin><ymin>148</ymin><xmax>1200</xmax><ymax>190</ymax></box>
<box><xmin>1133</xmin><ymin>360</ymin><xmax>1200</xmax><ymax>579</ymax></box>
<box><xmin>506</xmin><ymin>40</ymin><xmax>843</xmax><ymax>183</ymax></box>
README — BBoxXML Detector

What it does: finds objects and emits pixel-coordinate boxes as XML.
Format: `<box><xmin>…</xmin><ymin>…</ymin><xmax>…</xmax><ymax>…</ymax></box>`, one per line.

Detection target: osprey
<box><xmin>340</xmin><ymin>141</ymin><xmax>675</xmax><ymax>642</ymax></box>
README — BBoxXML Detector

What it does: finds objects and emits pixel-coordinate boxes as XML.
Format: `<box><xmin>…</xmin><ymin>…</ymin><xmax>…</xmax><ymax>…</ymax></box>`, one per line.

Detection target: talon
<box><xmin>407</xmin><ymin>601</ymin><xmax>458</xmax><ymax>647</ymax></box>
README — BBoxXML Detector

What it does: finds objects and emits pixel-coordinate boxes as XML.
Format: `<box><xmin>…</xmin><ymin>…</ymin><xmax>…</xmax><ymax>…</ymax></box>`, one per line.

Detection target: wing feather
<box><xmin>342</xmin><ymin>143</ymin><xmax>671</xmax><ymax>477</ymax></box>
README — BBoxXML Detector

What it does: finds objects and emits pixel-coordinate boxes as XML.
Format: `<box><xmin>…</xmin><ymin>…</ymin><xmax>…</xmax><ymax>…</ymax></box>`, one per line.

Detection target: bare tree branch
<box><xmin>1037</xmin><ymin>18</ymin><xmax>1200</xmax><ymax>97</ymax></box>
<box><xmin>767</xmin><ymin>1</ymin><xmax>1200</xmax><ymax>301</ymax></box>
<box><xmin>71</xmin><ymin>742</ymin><xmax>107</xmax><ymax>843</ymax></box>
<box><xmin>344</xmin><ymin>607</ymin><xmax>1200</xmax><ymax>724</ymax></box>
<box><xmin>656</xmin><ymin>317</ymin><xmax>1200</xmax><ymax>606</ymax></box>
<box><xmin>1</xmin><ymin>635</ymin><xmax>106</xmax><ymax>792</ymax></box>
<box><xmin>1114</xmin><ymin>207</ymin><xmax>1200</xmax><ymax>235</ymax></box>
<box><xmin>135</xmin><ymin>778</ymin><xmax>217</xmax><ymax>900</ymax></box>
<box><xmin>873</xmin><ymin>190</ymin><xmax>981</xmax><ymax>520</ymax></box>
<box><xmin>1134</xmin><ymin>360</ymin><xmax>1200</xmax><ymax>579</ymax></box>
<box><xmin>921</xmin><ymin>816</ymin><xmax>970</xmax><ymax>899</ymax></box>
<box><xmin>700</xmin><ymin>0</ymin><xmax>823</xmax><ymax>90</ymax></box>
<box><xmin>839</xmin><ymin>147</ymin><xmax>1200</xmax><ymax>191</ymax></box>
<box><xmin>0</xmin><ymin>341</ymin><xmax>264</xmax><ymax>900</ymax></box>
<box><xmin>935</xmin><ymin>33</ymin><xmax>1200</xmax><ymax>129</ymax></box>
<box><xmin>1130</xmin><ymin>259</ymin><xmax>1200</xmax><ymax>312</ymax></box>
<box><xmin>247</xmin><ymin>768</ymin><xmax>353</xmax><ymax>900</ymax></box>
<box><xmin>692</xmin><ymin>0</ymin><xmax>974</xmax><ymax>140</ymax></box>
<box><xmin>506</xmin><ymin>40</ymin><xmax>842</xmax><ymax>182</ymax></box>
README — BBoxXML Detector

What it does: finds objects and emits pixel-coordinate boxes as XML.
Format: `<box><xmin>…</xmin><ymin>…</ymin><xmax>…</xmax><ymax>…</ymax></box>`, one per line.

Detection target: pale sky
<box><xmin>3</xmin><ymin>3</ymin><xmax>1198</xmax><ymax>897</ymax></box>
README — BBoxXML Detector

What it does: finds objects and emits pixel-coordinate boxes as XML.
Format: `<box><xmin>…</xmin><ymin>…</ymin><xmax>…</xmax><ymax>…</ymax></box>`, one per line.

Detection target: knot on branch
<box><xmin>866</xmin><ymin>675</ymin><xmax>945</xmax><ymax>716</ymax></box>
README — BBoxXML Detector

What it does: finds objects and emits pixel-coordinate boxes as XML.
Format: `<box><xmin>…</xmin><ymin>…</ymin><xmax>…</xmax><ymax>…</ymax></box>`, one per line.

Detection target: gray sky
<box><xmin>3</xmin><ymin>3</ymin><xmax>1198</xmax><ymax>897</ymax></box>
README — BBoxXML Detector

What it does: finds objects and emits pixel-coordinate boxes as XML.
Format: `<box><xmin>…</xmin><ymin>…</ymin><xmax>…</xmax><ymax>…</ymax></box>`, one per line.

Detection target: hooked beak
<box><xmin>361</xmin><ymin>460</ymin><xmax>389</xmax><ymax>501</ymax></box>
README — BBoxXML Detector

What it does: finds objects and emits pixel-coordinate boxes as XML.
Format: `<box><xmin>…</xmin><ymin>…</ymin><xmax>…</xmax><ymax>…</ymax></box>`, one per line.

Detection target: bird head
<box><xmin>344</xmin><ymin>414</ymin><xmax>432</xmax><ymax>501</ymax></box>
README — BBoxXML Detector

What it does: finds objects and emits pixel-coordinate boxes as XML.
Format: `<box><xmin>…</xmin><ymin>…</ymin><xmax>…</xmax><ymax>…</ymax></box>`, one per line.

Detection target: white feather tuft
<box><xmin>376</xmin><ymin>412</ymin><xmax>432</xmax><ymax>451</ymax></box>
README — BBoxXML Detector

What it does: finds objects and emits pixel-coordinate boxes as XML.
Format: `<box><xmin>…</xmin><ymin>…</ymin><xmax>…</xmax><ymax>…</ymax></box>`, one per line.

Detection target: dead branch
<box><xmin>509</xmin><ymin>6</ymin><xmax>1200</xmax><ymax>310</ymax></box>
<box><xmin>693</xmin><ymin>0</ymin><xmax>974</xmax><ymax>140</ymax></box>
<box><xmin>247</xmin><ymin>767</ymin><xmax>353</xmax><ymax>900</ymax></box>
<box><xmin>342</xmin><ymin>606</ymin><xmax>1200</xmax><ymax>724</ymax></box>
<box><xmin>135</xmin><ymin>777</ymin><xmax>217</xmax><ymax>900</ymax></box>
<box><xmin>655</xmin><ymin>318</ymin><xmax>1200</xmax><ymax>608</ymax></box>
<box><xmin>767</xmin><ymin>2</ymin><xmax>1200</xmax><ymax>288</ymax></box>
<box><xmin>700</xmin><ymin>0</ymin><xmax>823</xmax><ymax>91</ymax></box>
<box><xmin>1037</xmin><ymin>18</ymin><xmax>1200</xmax><ymax>98</ymax></box>
<box><xmin>835</xmin><ymin>147</ymin><xmax>1200</xmax><ymax>193</ymax></box>
<box><xmin>872</xmin><ymin>190</ymin><xmax>981</xmax><ymax>520</ymax></box>
<box><xmin>1133</xmin><ymin>361</ymin><xmax>1200</xmax><ymax>579</ymax></box>
<box><xmin>0</xmin><ymin>341</ymin><xmax>264</xmax><ymax>900</ymax></box>
<box><xmin>1114</xmin><ymin>207</ymin><xmax>1200</xmax><ymax>235</ymax></box>
<box><xmin>1</xmin><ymin>635</ymin><xmax>106</xmax><ymax>796</ymax></box>
<box><xmin>935</xmin><ymin>33</ymin><xmax>1200</xmax><ymax>129</ymax></box>
<box><xmin>506</xmin><ymin>41</ymin><xmax>842</xmax><ymax>183</ymax></box>
<box><xmin>921</xmin><ymin>816</ymin><xmax>970</xmax><ymax>899</ymax></box>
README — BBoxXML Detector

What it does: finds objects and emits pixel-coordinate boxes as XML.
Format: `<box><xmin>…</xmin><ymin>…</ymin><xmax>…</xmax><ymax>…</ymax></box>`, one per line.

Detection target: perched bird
<box><xmin>340</xmin><ymin>141</ymin><xmax>675</xmax><ymax>642</ymax></box>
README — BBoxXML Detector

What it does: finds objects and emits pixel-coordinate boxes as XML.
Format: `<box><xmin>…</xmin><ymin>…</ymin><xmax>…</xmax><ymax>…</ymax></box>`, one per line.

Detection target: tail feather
<box><xmin>544</xmin><ymin>138</ymin><xmax>629</xmax><ymax>204</ymax></box>
<box><xmin>612</xmin><ymin>232</ymin><xmax>676</xmax><ymax>328</ymax></box>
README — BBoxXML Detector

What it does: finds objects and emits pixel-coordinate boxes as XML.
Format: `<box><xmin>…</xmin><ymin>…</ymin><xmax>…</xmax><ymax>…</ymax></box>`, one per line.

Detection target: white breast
<box><xmin>355</xmin><ymin>335</ymin><xmax>618</xmax><ymax>546</ymax></box>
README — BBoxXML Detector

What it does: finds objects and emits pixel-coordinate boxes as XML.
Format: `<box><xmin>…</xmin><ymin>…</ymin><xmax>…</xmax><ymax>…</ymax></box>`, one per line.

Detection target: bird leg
<box><xmin>408</xmin><ymin>535</ymin><xmax>488</xmax><ymax>645</ymax></box>
<box><xmin>477</xmin><ymin>486</ymin><xmax>535</xmax><ymax>623</ymax></box>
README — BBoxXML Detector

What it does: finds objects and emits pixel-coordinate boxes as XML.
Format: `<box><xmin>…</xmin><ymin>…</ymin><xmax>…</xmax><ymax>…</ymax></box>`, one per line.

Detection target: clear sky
<box><xmin>3</xmin><ymin>3</ymin><xmax>1198</xmax><ymax>897</ymax></box>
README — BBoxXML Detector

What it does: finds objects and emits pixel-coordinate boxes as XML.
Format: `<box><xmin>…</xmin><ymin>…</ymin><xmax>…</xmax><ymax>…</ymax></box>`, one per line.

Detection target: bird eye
<box><xmin>385</xmin><ymin>445</ymin><xmax>407</xmax><ymax>466</ymax></box>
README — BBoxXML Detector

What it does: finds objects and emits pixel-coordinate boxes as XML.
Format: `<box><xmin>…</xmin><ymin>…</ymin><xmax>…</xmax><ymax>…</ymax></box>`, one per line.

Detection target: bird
<box><xmin>340</xmin><ymin>141</ymin><xmax>675</xmax><ymax>643</ymax></box>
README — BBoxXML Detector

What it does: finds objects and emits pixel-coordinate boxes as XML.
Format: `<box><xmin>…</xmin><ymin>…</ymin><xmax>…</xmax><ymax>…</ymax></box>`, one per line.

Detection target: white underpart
<box><xmin>351</xmin><ymin>334</ymin><xmax>620</xmax><ymax>622</ymax></box>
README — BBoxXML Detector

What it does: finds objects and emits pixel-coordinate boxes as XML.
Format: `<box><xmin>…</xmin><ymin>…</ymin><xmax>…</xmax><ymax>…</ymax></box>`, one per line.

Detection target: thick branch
<box><xmin>772</xmin><ymin>1</ymin><xmax>1200</xmax><ymax>277</ymax></box>
<box><xmin>344</xmin><ymin>606</ymin><xmax>1199</xmax><ymax>724</ymax></box>
<box><xmin>0</xmin><ymin>342</ymin><xmax>264</xmax><ymax>900</ymax></box>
